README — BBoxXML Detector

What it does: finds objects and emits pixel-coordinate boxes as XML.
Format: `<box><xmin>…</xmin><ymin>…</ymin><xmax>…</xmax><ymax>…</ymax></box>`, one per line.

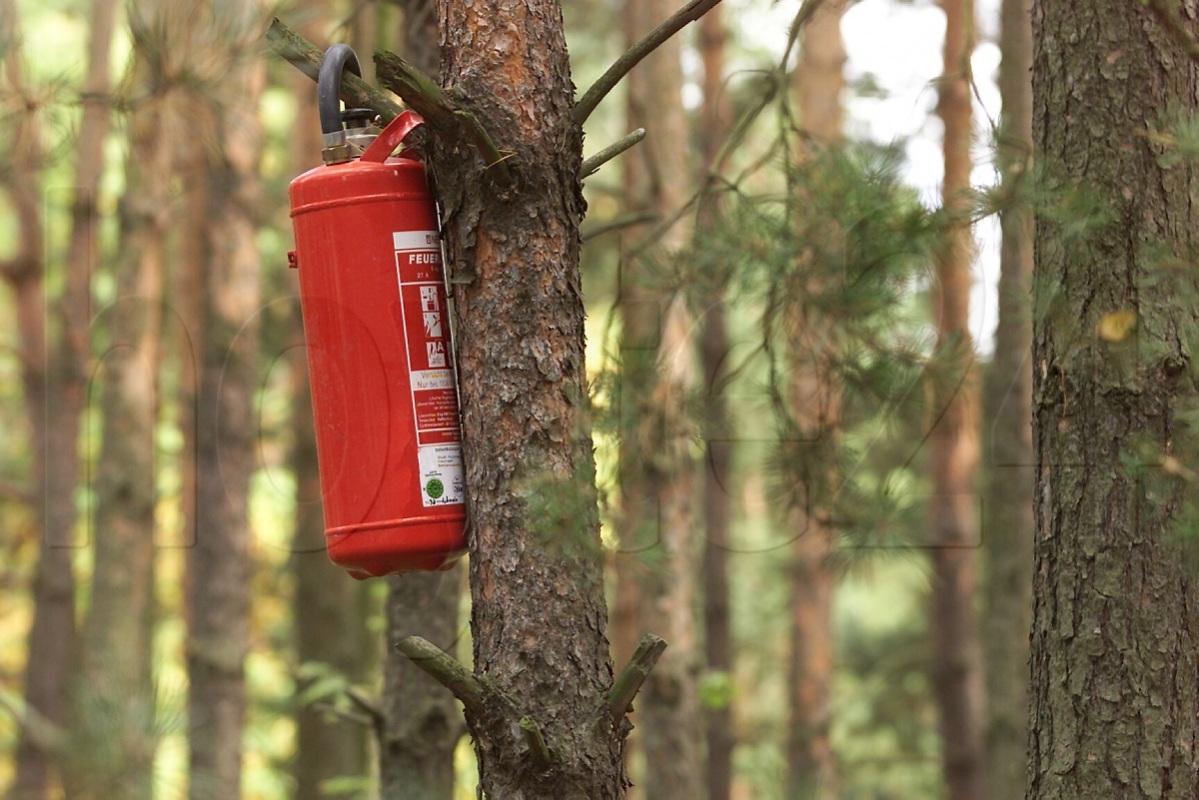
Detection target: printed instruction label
<box><xmin>395</xmin><ymin>231</ymin><xmax>465</xmax><ymax>507</ymax></box>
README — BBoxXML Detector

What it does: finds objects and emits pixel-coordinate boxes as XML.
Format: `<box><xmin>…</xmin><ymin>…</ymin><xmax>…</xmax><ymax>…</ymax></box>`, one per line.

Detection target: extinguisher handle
<box><xmin>361</xmin><ymin>111</ymin><xmax>426</xmax><ymax>163</ymax></box>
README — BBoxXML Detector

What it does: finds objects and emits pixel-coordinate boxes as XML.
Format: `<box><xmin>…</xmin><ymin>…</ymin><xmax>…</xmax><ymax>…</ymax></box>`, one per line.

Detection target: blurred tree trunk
<box><xmin>982</xmin><ymin>0</ymin><xmax>1033</xmax><ymax>798</ymax></box>
<box><xmin>4</xmin><ymin>0</ymin><xmax>114</xmax><ymax>794</ymax></box>
<box><xmin>378</xmin><ymin>5</ymin><xmax>464</xmax><ymax>798</ymax></box>
<box><xmin>286</xmin><ymin>17</ymin><xmax>374</xmax><ymax>797</ymax></box>
<box><xmin>698</xmin><ymin>8</ymin><xmax>734</xmax><ymax>800</ymax></box>
<box><xmin>785</xmin><ymin>4</ymin><xmax>845</xmax><ymax>799</ymax></box>
<box><xmin>929</xmin><ymin>1</ymin><xmax>988</xmax><ymax>799</ymax></box>
<box><xmin>184</xmin><ymin>5</ymin><xmax>265</xmax><ymax>797</ymax></box>
<box><xmin>618</xmin><ymin>1</ymin><xmax>701</xmax><ymax>798</ymax></box>
<box><xmin>1028</xmin><ymin>3</ymin><xmax>1199</xmax><ymax>797</ymax></box>
<box><xmin>380</xmin><ymin>570</ymin><xmax>461</xmax><ymax>798</ymax></box>
<box><xmin>65</xmin><ymin>5</ymin><xmax>176</xmax><ymax>794</ymax></box>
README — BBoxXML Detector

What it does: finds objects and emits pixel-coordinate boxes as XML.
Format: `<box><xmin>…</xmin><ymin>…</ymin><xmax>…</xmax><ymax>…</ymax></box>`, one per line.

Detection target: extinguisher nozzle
<box><xmin>318</xmin><ymin>43</ymin><xmax>363</xmax><ymax>161</ymax></box>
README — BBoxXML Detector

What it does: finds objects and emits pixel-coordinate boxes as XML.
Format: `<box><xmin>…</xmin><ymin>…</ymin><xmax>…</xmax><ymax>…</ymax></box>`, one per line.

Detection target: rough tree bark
<box><xmin>1027</xmin><ymin>2</ymin><xmax>1199</xmax><ymax>797</ymax></box>
<box><xmin>785</xmin><ymin>3</ymin><xmax>845</xmax><ymax>798</ymax></box>
<box><xmin>185</xmin><ymin>7</ymin><xmax>265</xmax><ymax>796</ymax></box>
<box><xmin>928</xmin><ymin>1</ymin><xmax>988</xmax><ymax>799</ymax></box>
<box><xmin>698</xmin><ymin>7</ymin><xmax>735</xmax><ymax>800</ymax></box>
<box><xmin>982</xmin><ymin>0</ymin><xmax>1033</xmax><ymax>798</ymax></box>
<box><xmin>411</xmin><ymin>3</ymin><xmax>622</xmax><ymax>795</ymax></box>
<box><xmin>5</xmin><ymin>0</ymin><xmax>114</xmax><ymax>793</ymax></box>
<box><xmin>617</xmin><ymin>0</ymin><xmax>702</xmax><ymax>797</ymax></box>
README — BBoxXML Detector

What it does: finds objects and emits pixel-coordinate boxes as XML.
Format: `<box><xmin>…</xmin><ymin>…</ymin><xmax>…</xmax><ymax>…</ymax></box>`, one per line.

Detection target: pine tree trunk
<box><xmin>785</xmin><ymin>4</ymin><xmax>845</xmax><ymax>799</ymax></box>
<box><xmin>928</xmin><ymin>2</ymin><xmax>988</xmax><ymax>799</ymax></box>
<box><xmin>186</xmin><ymin>8</ymin><xmax>265</xmax><ymax>795</ymax></box>
<box><xmin>379</xmin><ymin>1</ymin><xmax>630</xmax><ymax>795</ymax></box>
<box><xmin>378</xmin><ymin>8</ymin><xmax>464</xmax><ymax>795</ymax></box>
<box><xmin>698</xmin><ymin>8</ymin><xmax>735</xmax><ymax>800</ymax></box>
<box><xmin>66</xmin><ymin>19</ymin><xmax>170</xmax><ymax>796</ymax></box>
<box><xmin>1027</xmin><ymin>3</ymin><xmax>1199</xmax><ymax>797</ymax></box>
<box><xmin>380</xmin><ymin>570</ymin><xmax>462</xmax><ymax>798</ymax></box>
<box><xmin>982</xmin><ymin>1</ymin><xmax>1033</xmax><ymax>798</ymax></box>
<box><xmin>6</xmin><ymin>0</ymin><xmax>113</xmax><ymax>793</ymax></box>
<box><xmin>618</xmin><ymin>1</ymin><xmax>702</xmax><ymax>797</ymax></box>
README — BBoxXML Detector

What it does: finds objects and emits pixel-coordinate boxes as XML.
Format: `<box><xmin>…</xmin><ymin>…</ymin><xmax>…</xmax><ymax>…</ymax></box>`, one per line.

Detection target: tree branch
<box><xmin>311</xmin><ymin>701</ymin><xmax>375</xmax><ymax>729</ymax></box>
<box><xmin>1144</xmin><ymin>0</ymin><xmax>1199</xmax><ymax>65</ymax></box>
<box><xmin>580</xmin><ymin>212</ymin><xmax>659</xmax><ymax>242</ymax></box>
<box><xmin>344</xmin><ymin>685</ymin><xmax>385</xmax><ymax>729</ymax></box>
<box><xmin>395</xmin><ymin>635</ymin><xmax>486</xmax><ymax>715</ymax></box>
<box><xmin>574</xmin><ymin>0</ymin><xmax>724</xmax><ymax>125</ymax></box>
<box><xmin>580</xmin><ymin>128</ymin><xmax>646</xmax><ymax>179</ymax></box>
<box><xmin>608</xmin><ymin>634</ymin><xmax>667</xmax><ymax>722</ymax></box>
<box><xmin>265</xmin><ymin>17</ymin><xmax>404</xmax><ymax>122</ymax></box>
<box><xmin>374</xmin><ymin>51</ymin><xmax>514</xmax><ymax>180</ymax></box>
<box><xmin>0</xmin><ymin>689</ymin><xmax>64</xmax><ymax>754</ymax></box>
<box><xmin>372</xmin><ymin>49</ymin><xmax>456</xmax><ymax>128</ymax></box>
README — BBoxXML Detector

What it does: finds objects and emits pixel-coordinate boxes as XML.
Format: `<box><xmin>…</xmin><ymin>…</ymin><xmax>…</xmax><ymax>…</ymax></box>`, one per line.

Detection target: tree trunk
<box><xmin>1027</xmin><ymin>3</ymin><xmax>1199</xmax><ymax>797</ymax></box>
<box><xmin>377</xmin><ymin>8</ymin><xmax>464</xmax><ymax>796</ymax></box>
<box><xmin>5</xmin><ymin>0</ymin><xmax>113</xmax><ymax>793</ymax></box>
<box><xmin>380</xmin><ymin>571</ymin><xmax>463</xmax><ymax>798</ymax></box>
<box><xmin>982</xmin><ymin>1</ymin><xmax>1033</xmax><ymax>798</ymax></box>
<box><xmin>785</xmin><ymin>4</ymin><xmax>845</xmax><ymax>799</ymax></box>
<box><xmin>66</xmin><ymin>14</ymin><xmax>171</xmax><ymax>795</ymax></box>
<box><xmin>379</xmin><ymin>1</ymin><xmax>630</xmax><ymax>795</ymax></box>
<box><xmin>929</xmin><ymin>2</ymin><xmax>988</xmax><ymax>799</ymax></box>
<box><xmin>618</xmin><ymin>1</ymin><xmax>702</xmax><ymax>798</ymax></box>
<box><xmin>185</xmin><ymin>8</ymin><xmax>264</xmax><ymax>795</ymax></box>
<box><xmin>698</xmin><ymin>8</ymin><xmax>734</xmax><ymax>800</ymax></box>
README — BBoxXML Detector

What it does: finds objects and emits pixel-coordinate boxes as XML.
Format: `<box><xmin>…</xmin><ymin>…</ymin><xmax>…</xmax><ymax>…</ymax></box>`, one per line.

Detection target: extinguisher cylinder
<box><xmin>289</xmin><ymin>107</ymin><xmax>467</xmax><ymax>578</ymax></box>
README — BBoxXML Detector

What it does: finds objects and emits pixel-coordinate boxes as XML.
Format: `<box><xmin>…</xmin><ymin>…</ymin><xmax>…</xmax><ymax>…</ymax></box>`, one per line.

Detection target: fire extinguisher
<box><xmin>288</xmin><ymin>44</ymin><xmax>466</xmax><ymax>578</ymax></box>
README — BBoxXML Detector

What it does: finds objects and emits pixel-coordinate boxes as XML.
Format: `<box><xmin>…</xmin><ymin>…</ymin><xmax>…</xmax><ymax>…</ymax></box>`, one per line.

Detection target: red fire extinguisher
<box><xmin>288</xmin><ymin>44</ymin><xmax>466</xmax><ymax>578</ymax></box>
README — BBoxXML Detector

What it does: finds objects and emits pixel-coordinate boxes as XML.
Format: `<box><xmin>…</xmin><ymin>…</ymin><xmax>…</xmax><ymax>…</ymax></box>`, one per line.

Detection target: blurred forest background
<box><xmin>0</xmin><ymin>0</ymin><xmax>1038</xmax><ymax>797</ymax></box>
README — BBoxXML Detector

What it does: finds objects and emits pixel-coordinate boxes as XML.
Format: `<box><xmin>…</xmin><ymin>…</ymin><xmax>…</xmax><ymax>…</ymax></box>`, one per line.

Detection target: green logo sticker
<box><xmin>426</xmin><ymin>479</ymin><xmax>445</xmax><ymax>499</ymax></box>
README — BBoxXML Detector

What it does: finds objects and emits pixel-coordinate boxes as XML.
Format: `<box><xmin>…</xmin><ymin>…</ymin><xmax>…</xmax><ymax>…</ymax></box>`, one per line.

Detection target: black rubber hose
<box><xmin>318</xmin><ymin>44</ymin><xmax>362</xmax><ymax>139</ymax></box>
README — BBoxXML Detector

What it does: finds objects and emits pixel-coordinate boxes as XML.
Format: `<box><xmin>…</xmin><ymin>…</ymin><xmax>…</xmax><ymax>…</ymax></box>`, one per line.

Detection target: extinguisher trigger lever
<box><xmin>361</xmin><ymin>110</ymin><xmax>427</xmax><ymax>163</ymax></box>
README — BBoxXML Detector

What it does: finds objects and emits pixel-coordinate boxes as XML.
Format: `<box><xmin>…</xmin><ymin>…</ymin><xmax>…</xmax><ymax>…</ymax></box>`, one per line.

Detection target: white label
<box><xmin>394</xmin><ymin>230</ymin><xmax>441</xmax><ymax>251</ymax></box>
<box><xmin>418</xmin><ymin>444</ymin><xmax>465</xmax><ymax>506</ymax></box>
<box><xmin>395</xmin><ymin>229</ymin><xmax>464</xmax><ymax>508</ymax></box>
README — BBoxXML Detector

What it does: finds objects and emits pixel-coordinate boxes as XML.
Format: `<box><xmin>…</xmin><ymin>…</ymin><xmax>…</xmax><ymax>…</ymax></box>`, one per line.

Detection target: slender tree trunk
<box><xmin>5</xmin><ymin>0</ymin><xmax>113</xmax><ymax>793</ymax></box>
<box><xmin>698</xmin><ymin>8</ymin><xmax>735</xmax><ymax>800</ymax></box>
<box><xmin>378</xmin><ymin>0</ymin><xmax>630</xmax><ymax>794</ymax></box>
<box><xmin>67</xmin><ymin>16</ymin><xmax>172</xmax><ymax>795</ymax></box>
<box><xmin>378</xmin><ymin>7</ymin><xmax>464</xmax><ymax>797</ymax></box>
<box><xmin>185</xmin><ymin>7</ymin><xmax>265</xmax><ymax>795</ymax></box>
<box><xmin>929</xmin><ymin>2</ymin><xmax>988</xmax><ymax>799</ymax></box>
<box><xmin>785</xmin><ymin>4</ymin><xmax>845</xmax><ymax>799</ymax></box>
<box><xmin>982</xmin><ymin>1</ymin><xmax>1033</xmax><ymax>798</ymax></box>
<box><xmin>1027</xmin><ymin>3</ymin><xmax>1199</xmax><ymax>797</ymax></box>
<box><xmin>618</xmin><ymin>1</ymin><xmax>702</xmax><ymax>798</ymax></box>
<box><xmin>380</xmin><ymin>570</ymin><xmax>462</xmax><ymax>798</ymax></box>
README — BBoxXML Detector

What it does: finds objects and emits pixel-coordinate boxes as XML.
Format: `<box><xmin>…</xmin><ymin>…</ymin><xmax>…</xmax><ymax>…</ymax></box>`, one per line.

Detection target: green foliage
<box><xmin>698</xmin><ymin>669</ymin><xmax>736</xmax><ymax>710</ymax></box>
<box><xmin>688</xmin><ymin>141</ymin><xmax>943</xmax><ymax>550</ymax></box>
